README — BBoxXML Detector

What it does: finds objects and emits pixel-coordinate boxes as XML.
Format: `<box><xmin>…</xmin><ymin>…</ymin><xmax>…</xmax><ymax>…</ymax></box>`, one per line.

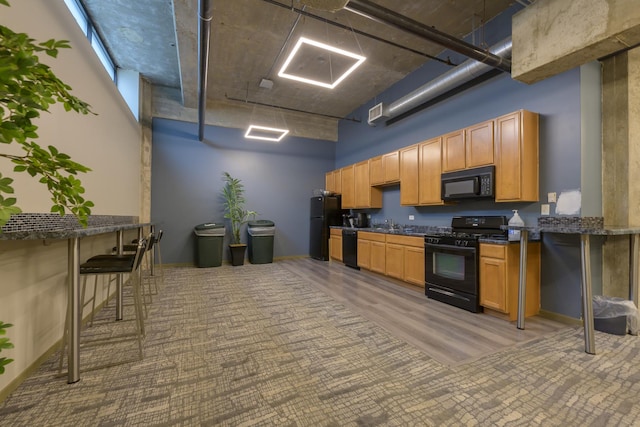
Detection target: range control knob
<box><xmin>455</xmin><ymin>239</ymin><xmax>468</xmax><ymax>247</ymax></box>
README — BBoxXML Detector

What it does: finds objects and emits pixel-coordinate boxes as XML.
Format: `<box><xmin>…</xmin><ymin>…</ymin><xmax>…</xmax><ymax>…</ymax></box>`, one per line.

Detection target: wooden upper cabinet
<box><xmin>341</xmin><ymin>165</ymin><xmax>355</xmax><ymax>209</ymax></box>
<box><xmin>325</xmin><ymin>169</ymin><xmax>342</xmax><ymax>194</ymax></box>
<box><xmin>494</xmin><ymin>110</ymin><xmax>539</xmax><ymax>202</ymax></box>
<box><xmin>419</xmin><ymin>137</ymin><xmax>444</xmax><ymax>205</ymax></box>
<box><xmin>370</xmin><ymin>151</ymin><xmax>400</xmax><ymax>186</ymax></box>
<box><xmin>355</xmin><ymin>160</ymin><xmax>382</xmax><ymax>208</ymax></box>
<box><xmin>400</xmin><ymin>144</ymin><xmax>419</xmax><ymax>206</ymax></box>
<box><xmin>465</xmin><ymin>119</ymin><xmax>494</xmax><ymax>168</ymax></box>
<box><xmin>369</xmin><ymin>156</ymin><xmax>383</xmax><ymax>186</ymax></box>
<box><xmin>383</xmin><ymin>151</ymin><xmax>400</xmax><ymax>183</ymax></box>
<box><xmin>442</xmin><ymin>130</ymin><xmax>465</xmax><ymax>172</ymax></box>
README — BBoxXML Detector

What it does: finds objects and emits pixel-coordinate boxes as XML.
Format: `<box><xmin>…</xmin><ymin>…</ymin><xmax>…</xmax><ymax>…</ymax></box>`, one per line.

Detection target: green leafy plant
<box><xmin>0</xmin><ymin>321</ymin><xmax>13</xmax><ymax>374</ymax></box>
<box><xmin>221</xmin><ymin>171</ymin><xmax>257</xmax><ymax>244</ymax></box>
<box><xmin>0</xmin><ymin>0</ymin><xmax>95</xmax><ymax>228</ymax></box>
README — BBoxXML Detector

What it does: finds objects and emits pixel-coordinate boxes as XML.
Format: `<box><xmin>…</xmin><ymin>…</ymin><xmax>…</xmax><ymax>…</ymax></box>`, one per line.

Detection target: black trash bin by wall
<box><xmin>194</xmin><ymin>223</ymin><xmax>225</xmax><ymax>267</ymax></box>
<box><xmin>248</xmin><ymin>220</ymin><xmax>275</xmax><ymax>264</ymax></box>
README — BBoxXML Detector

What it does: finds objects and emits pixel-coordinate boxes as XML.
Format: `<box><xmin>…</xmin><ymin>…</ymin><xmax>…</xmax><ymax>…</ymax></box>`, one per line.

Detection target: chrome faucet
<box><xmin>385</xmin><ymin>218</ymin><xmax>396</xmax><ymax>230</ymax></box>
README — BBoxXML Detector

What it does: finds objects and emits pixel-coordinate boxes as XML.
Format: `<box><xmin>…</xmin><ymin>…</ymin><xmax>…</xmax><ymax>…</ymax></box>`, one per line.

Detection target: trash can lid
<box><xmin>195</xmin><ymin>222</ymin><xmax>225</xmax><ymax>230</ymax></box>
<box><xmin>194</xmin><ymin>222</ymin><xmax>225</xmax><ymax>236</ymax></box>
<box><xmin>248</xmin><ymin>227</ymin><xmax>275</xmax><ymax>236</ymax></box>
<box><xmin>248</xmin><ymin>220</ymin><xmax>274</xmax><ymax>227</ymax></box>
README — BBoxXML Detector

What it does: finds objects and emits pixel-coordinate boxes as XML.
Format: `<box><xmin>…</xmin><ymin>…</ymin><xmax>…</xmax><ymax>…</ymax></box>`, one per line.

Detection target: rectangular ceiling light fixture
<box><xmin>278</xmin><ymin>36</ymin><xmax>366</xmax><ymax>89</ymax></box>
<box><xmin>245</xmin><ymin>125</ymin><xmax>289</xmax><ymax>142</ymax></box>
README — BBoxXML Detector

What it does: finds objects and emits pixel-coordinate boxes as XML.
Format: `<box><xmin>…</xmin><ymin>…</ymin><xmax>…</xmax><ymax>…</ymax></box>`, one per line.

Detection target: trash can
<box><xmin>194</xmin><ymin>223</ymin><xmax>225</xmax><ymax>267</ymax></box>
<box><xmin>592</xmin><ymin>295</ymin><xmax>639</xmax><ymax>335</ymax></box>
<box><xmin>247</xmin><ymin>220</ymin><xmax>275</xmax><ymax>264</ymax></box>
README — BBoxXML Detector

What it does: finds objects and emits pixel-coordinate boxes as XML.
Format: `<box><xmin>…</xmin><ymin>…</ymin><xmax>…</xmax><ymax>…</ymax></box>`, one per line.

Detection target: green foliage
<box><xmin>221</xmin><ymin>172</ymin><xmax>257</xmax><ymax>244</ymax></box>
<box><xmin>0</xmin><ymin>0</ymin><xmax>95</xmax><ymax>228</ymax></box>
<box><xmin>0</xmin><ymin>321</ymin><xmax>13</xmax><ymax>375</ymax></box>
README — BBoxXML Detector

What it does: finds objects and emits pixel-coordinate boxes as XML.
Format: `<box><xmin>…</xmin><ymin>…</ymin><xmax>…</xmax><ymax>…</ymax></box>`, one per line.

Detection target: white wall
<box><xmin>0</xmin><ymin>0</ymin><xmax>142</xmax><ymax>394</ymax></box>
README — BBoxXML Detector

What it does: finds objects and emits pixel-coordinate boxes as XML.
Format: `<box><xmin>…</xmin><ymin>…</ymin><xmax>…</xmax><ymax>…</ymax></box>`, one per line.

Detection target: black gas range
<box><xmin>424</xmin><ymin>216</ymin><xmax>507</xmax><ymax>312</ymax></box>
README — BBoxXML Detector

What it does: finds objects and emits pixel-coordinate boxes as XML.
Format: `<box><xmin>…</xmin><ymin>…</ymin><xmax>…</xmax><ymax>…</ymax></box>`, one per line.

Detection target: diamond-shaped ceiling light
<box><xmin>278</xmin><ymin>37</ymin><xmax>366</xmax><ymax>89</ymax></box>
<box><xmin>245</xmin><ymin>125</ymin><xmax>289</xmax><ymax>142</ymax></box>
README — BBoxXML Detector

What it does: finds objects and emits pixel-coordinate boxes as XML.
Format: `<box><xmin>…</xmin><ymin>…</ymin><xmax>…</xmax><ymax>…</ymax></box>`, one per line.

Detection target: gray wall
<box><xmin>151</xmin><ymin>118</ymin><xmax>335</xmax><ymax>264</ymax></box>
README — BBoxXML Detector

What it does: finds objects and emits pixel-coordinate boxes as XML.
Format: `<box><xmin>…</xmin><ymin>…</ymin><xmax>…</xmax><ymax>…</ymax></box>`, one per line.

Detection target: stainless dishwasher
<box><xmin>342</xmin><ymin>229</ymin><xmax>359</xmax><ymax>269</ymax></box>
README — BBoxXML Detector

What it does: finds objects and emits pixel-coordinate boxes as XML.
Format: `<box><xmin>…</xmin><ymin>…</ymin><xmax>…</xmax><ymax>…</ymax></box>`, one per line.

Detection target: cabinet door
<box><xmin>369</xmin><ymin>156</ymin><xmax>383</xmax><ymax>186</ymax></box>
<box><xmin>354</xmin><ymin>160</ymin><xmax>370</xmax><ymax>207</ymax></box>
<box><xmin>419</xmin><ymin>137</ymin><xmax>443</xmax><ymax>205</ymax></box>
<box><xmin>370</xmin><ymin>241</ymin><xmax>386</xmax><ymax>274</ymax></box>
<box><xmin>383</xmin><ymin>151</ymin><xmax>400</xmax><ymax>183</ymax></box>
<box><xmin>357</xmin><ymin>239</ymin><xmax>371</xmax><ymax>269</ymax></box>
<box><xmin>329</xmin><ymin>236</ymin><xmax>342</xmax><ymax>261</ymax></box>
<box><xmin>333</xmin><ymin>169</ymin><xmax>342</xmax><ymax>195</ymax></box>
<box><xmin>385</xmin><ymin>243</ymin><xmax>404</xmax><ymax>280</ymax></box>
<box><xmin>400</xmin><ymin>144</ymin><xmax>419</xmax><ymax>206</ymax></box>
<box><xmin>341</xmin><ymin>165</ymin><xmax>355</xmax><ymax>208</ymax></box>
<box><xmin>466</xmin><ymin>119</ymin><xmax>494</xmax><ymax>168</ymax></box>
<box><xmin>479</xmin><ymin>256</ymin><xmax>508</xmax><ymax>313</ymax></box>
<box><xmin>325</xmin><ymin>172</ymin><xmax>334</xmax><ymax>193</ymax></box>
<box><xmin>404</xmin><ymin>246</ymin><xmax>425</xmax><ymax>287</ymax></box>
<box><xmin>495</xmin><ymin>110</ymin><xmax>539</xmax><ymax>202</ymax></box>
<box><xmin>442</xmin><ymin>130</ymin><xmax>465</xmax><ymax>172</ymax></box>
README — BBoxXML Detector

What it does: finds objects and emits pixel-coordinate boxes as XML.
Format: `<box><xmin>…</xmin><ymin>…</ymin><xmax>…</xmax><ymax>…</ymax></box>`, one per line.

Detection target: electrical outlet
<box><xmin>548</xmin><ymin>192</ymin><xmax>557</xmax><ymax>203</ymax></box>
<box><xmin>541</xmin><ymin>204</ymin><xmax>550</xmax><ymax>215</ymax></box>
<box><xmin>409</xmin><ymin>215</ymin><xmax>415</xmax><ymax>221</ymax></box>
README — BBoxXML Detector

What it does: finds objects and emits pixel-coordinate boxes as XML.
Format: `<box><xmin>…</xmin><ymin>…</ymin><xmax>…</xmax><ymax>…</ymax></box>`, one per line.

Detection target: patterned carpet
<box><xmin>1</xmin><ymin>263</ymin><xmax>639</xmax><ymax>426</ymax></box>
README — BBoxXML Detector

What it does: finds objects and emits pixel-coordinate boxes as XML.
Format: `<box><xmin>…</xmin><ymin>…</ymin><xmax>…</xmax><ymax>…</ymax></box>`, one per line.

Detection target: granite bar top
<box><xmin>503</xmin><ymin>216</ymin><xmax>640</xmax><ymax>235</ymax></box>
<box><xmin>0</xmin><ymin>213</ymin><xmax>148</xmax><ymax>241</ymax></box>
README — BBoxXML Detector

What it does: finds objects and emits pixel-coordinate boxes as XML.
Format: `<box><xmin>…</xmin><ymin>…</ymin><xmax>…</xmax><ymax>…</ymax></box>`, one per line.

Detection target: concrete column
<box><xmin>140</xmin><ymin>77</ymin><xmax>153</xmax><ymax>223</ymax></box>
<box><xmin>601</xmin><ymin>47</ymin><xmax>640</xmax><ymax>301</ymax></box>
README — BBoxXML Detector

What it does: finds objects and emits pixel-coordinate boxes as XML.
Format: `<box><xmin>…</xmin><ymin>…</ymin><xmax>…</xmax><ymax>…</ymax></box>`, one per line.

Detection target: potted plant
<box><xmin>0</xmin><ymin>0</ymin><xmax>95</xmax><ymax>229</ymax></box>
<box><xmin>221</xmin><ymin>172</ymin><xmax>257</xmax><ymax>266</ymax></box>
<box><xmin>0</xmin><ymin>321</ymin><xmax>13</xmax><ymax>374</ymax></box>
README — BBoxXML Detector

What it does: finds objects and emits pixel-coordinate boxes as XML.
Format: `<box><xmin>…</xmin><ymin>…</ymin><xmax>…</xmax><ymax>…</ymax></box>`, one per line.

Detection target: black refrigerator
<box><xmin>310</xmin><ymin>195</ymin><xmax>342</xmax><ymax>261</ymax></box>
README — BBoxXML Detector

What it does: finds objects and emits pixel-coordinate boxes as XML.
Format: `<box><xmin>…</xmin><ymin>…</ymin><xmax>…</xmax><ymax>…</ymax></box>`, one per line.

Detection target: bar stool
<box><xmin>58</xmin><ymin>239</ymin><xmax>147</xmax><ymax>373</ymax></box>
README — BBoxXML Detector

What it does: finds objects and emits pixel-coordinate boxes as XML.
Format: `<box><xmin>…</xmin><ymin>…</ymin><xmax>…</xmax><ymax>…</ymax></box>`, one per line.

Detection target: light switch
<box><xmin>409</xmin><ymin>215</ymin><xmax>415</xmax><ymax>221</ymax></box>
<box><xmin>548</xmin><ymin>192</ymin><xmax>557</xmax><ymax>203</ymax></box>
<box><xmin>541</xmin><ymin>204</ymin><xmax>550</xmax><ymax>215</ymax></box>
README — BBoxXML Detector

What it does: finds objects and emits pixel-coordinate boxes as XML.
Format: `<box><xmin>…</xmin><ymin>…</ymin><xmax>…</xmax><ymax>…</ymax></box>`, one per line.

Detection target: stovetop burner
<box><xmin>424</xmin><ymin>216</ymin><xmax>508</xmax><ymax>246</ymax></box>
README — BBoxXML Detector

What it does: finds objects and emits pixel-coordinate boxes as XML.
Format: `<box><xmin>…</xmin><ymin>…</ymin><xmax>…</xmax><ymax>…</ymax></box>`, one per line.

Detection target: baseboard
<box><xmin>537</xmin><ymin>309</ymin><xmax>582</xmax><ymax>326</ymax></box>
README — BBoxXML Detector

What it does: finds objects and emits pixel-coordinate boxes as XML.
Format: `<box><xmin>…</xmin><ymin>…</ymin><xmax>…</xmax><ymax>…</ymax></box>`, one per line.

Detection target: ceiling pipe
<box><xmin>369</xmin><ymin>37</ymin><xmax>512</xmax><ymax>125</ymax></box>
<box><xmin>198</xmin><ymin>0</ymin><xmax>213</xmax><ymax>141</ymax></box>
<box><xmin>344</xmin><ymin>0</ymin><xmax>511</xmax><ymax>73</ymax></box>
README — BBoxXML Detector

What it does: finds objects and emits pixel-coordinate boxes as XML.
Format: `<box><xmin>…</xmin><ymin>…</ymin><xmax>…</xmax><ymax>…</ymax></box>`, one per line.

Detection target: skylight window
<box><xmin>278</xmin><ymin>37</ymin><xmax>366</xmax><ymax>89</ymax></box>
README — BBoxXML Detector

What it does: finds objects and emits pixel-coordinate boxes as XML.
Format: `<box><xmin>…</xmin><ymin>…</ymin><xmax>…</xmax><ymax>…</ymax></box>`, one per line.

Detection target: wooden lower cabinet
<box><xmin>479</xmin><ymin>242</ymin><xmax>540</xmax><ymax>321</ymax></box>
<box><xmin>357</xmin><ymin>232</ymin><xmax>423</xmax><ymax>287</ymax></box>
<box><xmin>386</xmin><ymin>234</ymin><xmax>425</xmax><ymax>287</ymax></box>
<box><xmin>357</xmin><ymin>231</ymin><xmax>386</xmax><ymax>272</ymax></box>
<box><xmin>329</xmin><ymin>228</ymin><xmax>342</xmax><ymax>262</ymax></box>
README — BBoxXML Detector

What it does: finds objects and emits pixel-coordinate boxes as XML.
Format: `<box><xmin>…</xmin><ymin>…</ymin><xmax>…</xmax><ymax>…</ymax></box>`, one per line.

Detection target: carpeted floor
<box><xmin>1</xmin><ymin>263</ymin><xmax>639</xmax><ymax>426</ymax></box>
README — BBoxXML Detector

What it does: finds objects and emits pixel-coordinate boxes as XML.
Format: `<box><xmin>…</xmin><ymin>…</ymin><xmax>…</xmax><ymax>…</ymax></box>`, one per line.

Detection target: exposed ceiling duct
<box><xmin>344</xmin><ymin>0</ymin><xmax>511</xmax><ymax>73</ymax></box>
<box><xmin>368</xmin><ymin>37</ymin><xmax>513</xmax><ymax>126</ymax></box>
<box><xmin>198</xmin><ymin>0</ymin><xmax>213</xmax><ymax>141</ymax></box>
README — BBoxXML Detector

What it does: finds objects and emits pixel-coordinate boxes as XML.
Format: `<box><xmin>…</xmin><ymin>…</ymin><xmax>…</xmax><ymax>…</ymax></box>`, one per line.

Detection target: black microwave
<box><xmin>441</xmin><ymin>165</ymin><xmax>495</xmax><ymax>201</ymax></box>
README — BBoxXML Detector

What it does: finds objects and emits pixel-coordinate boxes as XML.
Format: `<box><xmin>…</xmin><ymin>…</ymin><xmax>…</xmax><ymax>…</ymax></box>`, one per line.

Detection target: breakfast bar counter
<box><xmin>507</xmin><ymin>219</ymin><xmax>640</xmax><ymax>355</ymax></box>
<box><xmin>1</xmin><ymin>214</ymin><xmax>152</xmax><ymax>383</ymax></box>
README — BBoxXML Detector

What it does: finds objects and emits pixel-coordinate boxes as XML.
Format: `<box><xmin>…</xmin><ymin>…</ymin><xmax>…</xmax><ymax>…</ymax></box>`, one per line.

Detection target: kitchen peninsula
<box><xmin>509</xmin><ymin>217</ymin><xmax>640</xmax><ymax>355</ymax></box>
<box><xmin>1</xmin><ymin>214</ymin><xmax>152</xmax><ymax>383</ymax></box>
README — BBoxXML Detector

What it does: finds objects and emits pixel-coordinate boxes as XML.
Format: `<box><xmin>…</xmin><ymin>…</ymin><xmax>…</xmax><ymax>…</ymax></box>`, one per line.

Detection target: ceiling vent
<box><xmin>368</xmin><ymin>102</ymin><xmax>388</xmax><ymax>125</ymax></box>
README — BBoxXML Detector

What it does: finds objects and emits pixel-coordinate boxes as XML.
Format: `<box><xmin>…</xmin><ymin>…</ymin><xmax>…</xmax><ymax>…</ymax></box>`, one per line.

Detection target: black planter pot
<box><xmin>229</xmin><ymin>244</ymin><xmax>246</xmax><ymax>266</ymax></box>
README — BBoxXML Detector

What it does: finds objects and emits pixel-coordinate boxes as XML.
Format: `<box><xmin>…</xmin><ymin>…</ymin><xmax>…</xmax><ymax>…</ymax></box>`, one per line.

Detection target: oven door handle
<box><xmin>425</xmin><ymin>242</ymin><xmax>476</xmax><ymax>253</ymax></box>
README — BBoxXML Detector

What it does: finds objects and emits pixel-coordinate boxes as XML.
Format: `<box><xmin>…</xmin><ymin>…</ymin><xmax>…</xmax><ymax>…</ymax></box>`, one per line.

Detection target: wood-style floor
<box><xmin>278</xmin><ymin>257</ymin><xmax>569</xmax><ymax>366</ymax></box>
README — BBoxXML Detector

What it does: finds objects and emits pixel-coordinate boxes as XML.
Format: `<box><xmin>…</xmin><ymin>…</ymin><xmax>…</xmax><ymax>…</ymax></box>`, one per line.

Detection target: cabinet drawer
<box><xmin>386</xmin><ymin>234</ymin><xmax>423</xmax><ymax>247</ymax></box>
<box><xmin>480</xmin><ymin>244</ymin><xmax>506</xmax><ymax>259</ymax></box>
<box><xmin>330</xmin><ymin>228</ymin><xmax>342</xmax><ymax>237</ymax></box>
<box><xmin>358</xmin><ymin>231</ymin><xmax>386</xmax><ymax>242</ymax></box>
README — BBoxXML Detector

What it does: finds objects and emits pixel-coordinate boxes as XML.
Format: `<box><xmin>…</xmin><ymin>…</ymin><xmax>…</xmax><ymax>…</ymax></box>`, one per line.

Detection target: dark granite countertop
<box><xmin>331</xmin><ymin>225</ymin><xmax>538</xmax><ymax>242</ymax></box>
<box><xmin>0</xmin><ymin>213</ymin><xmax>149</xmax><ymax>241</ymax></box>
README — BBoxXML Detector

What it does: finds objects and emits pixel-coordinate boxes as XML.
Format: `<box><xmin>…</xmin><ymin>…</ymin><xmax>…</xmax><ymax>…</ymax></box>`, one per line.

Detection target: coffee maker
<box><xmin>343</xmin><ymin>212</ymin><xmax>369</xmax><ymax>228</ymax></box>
